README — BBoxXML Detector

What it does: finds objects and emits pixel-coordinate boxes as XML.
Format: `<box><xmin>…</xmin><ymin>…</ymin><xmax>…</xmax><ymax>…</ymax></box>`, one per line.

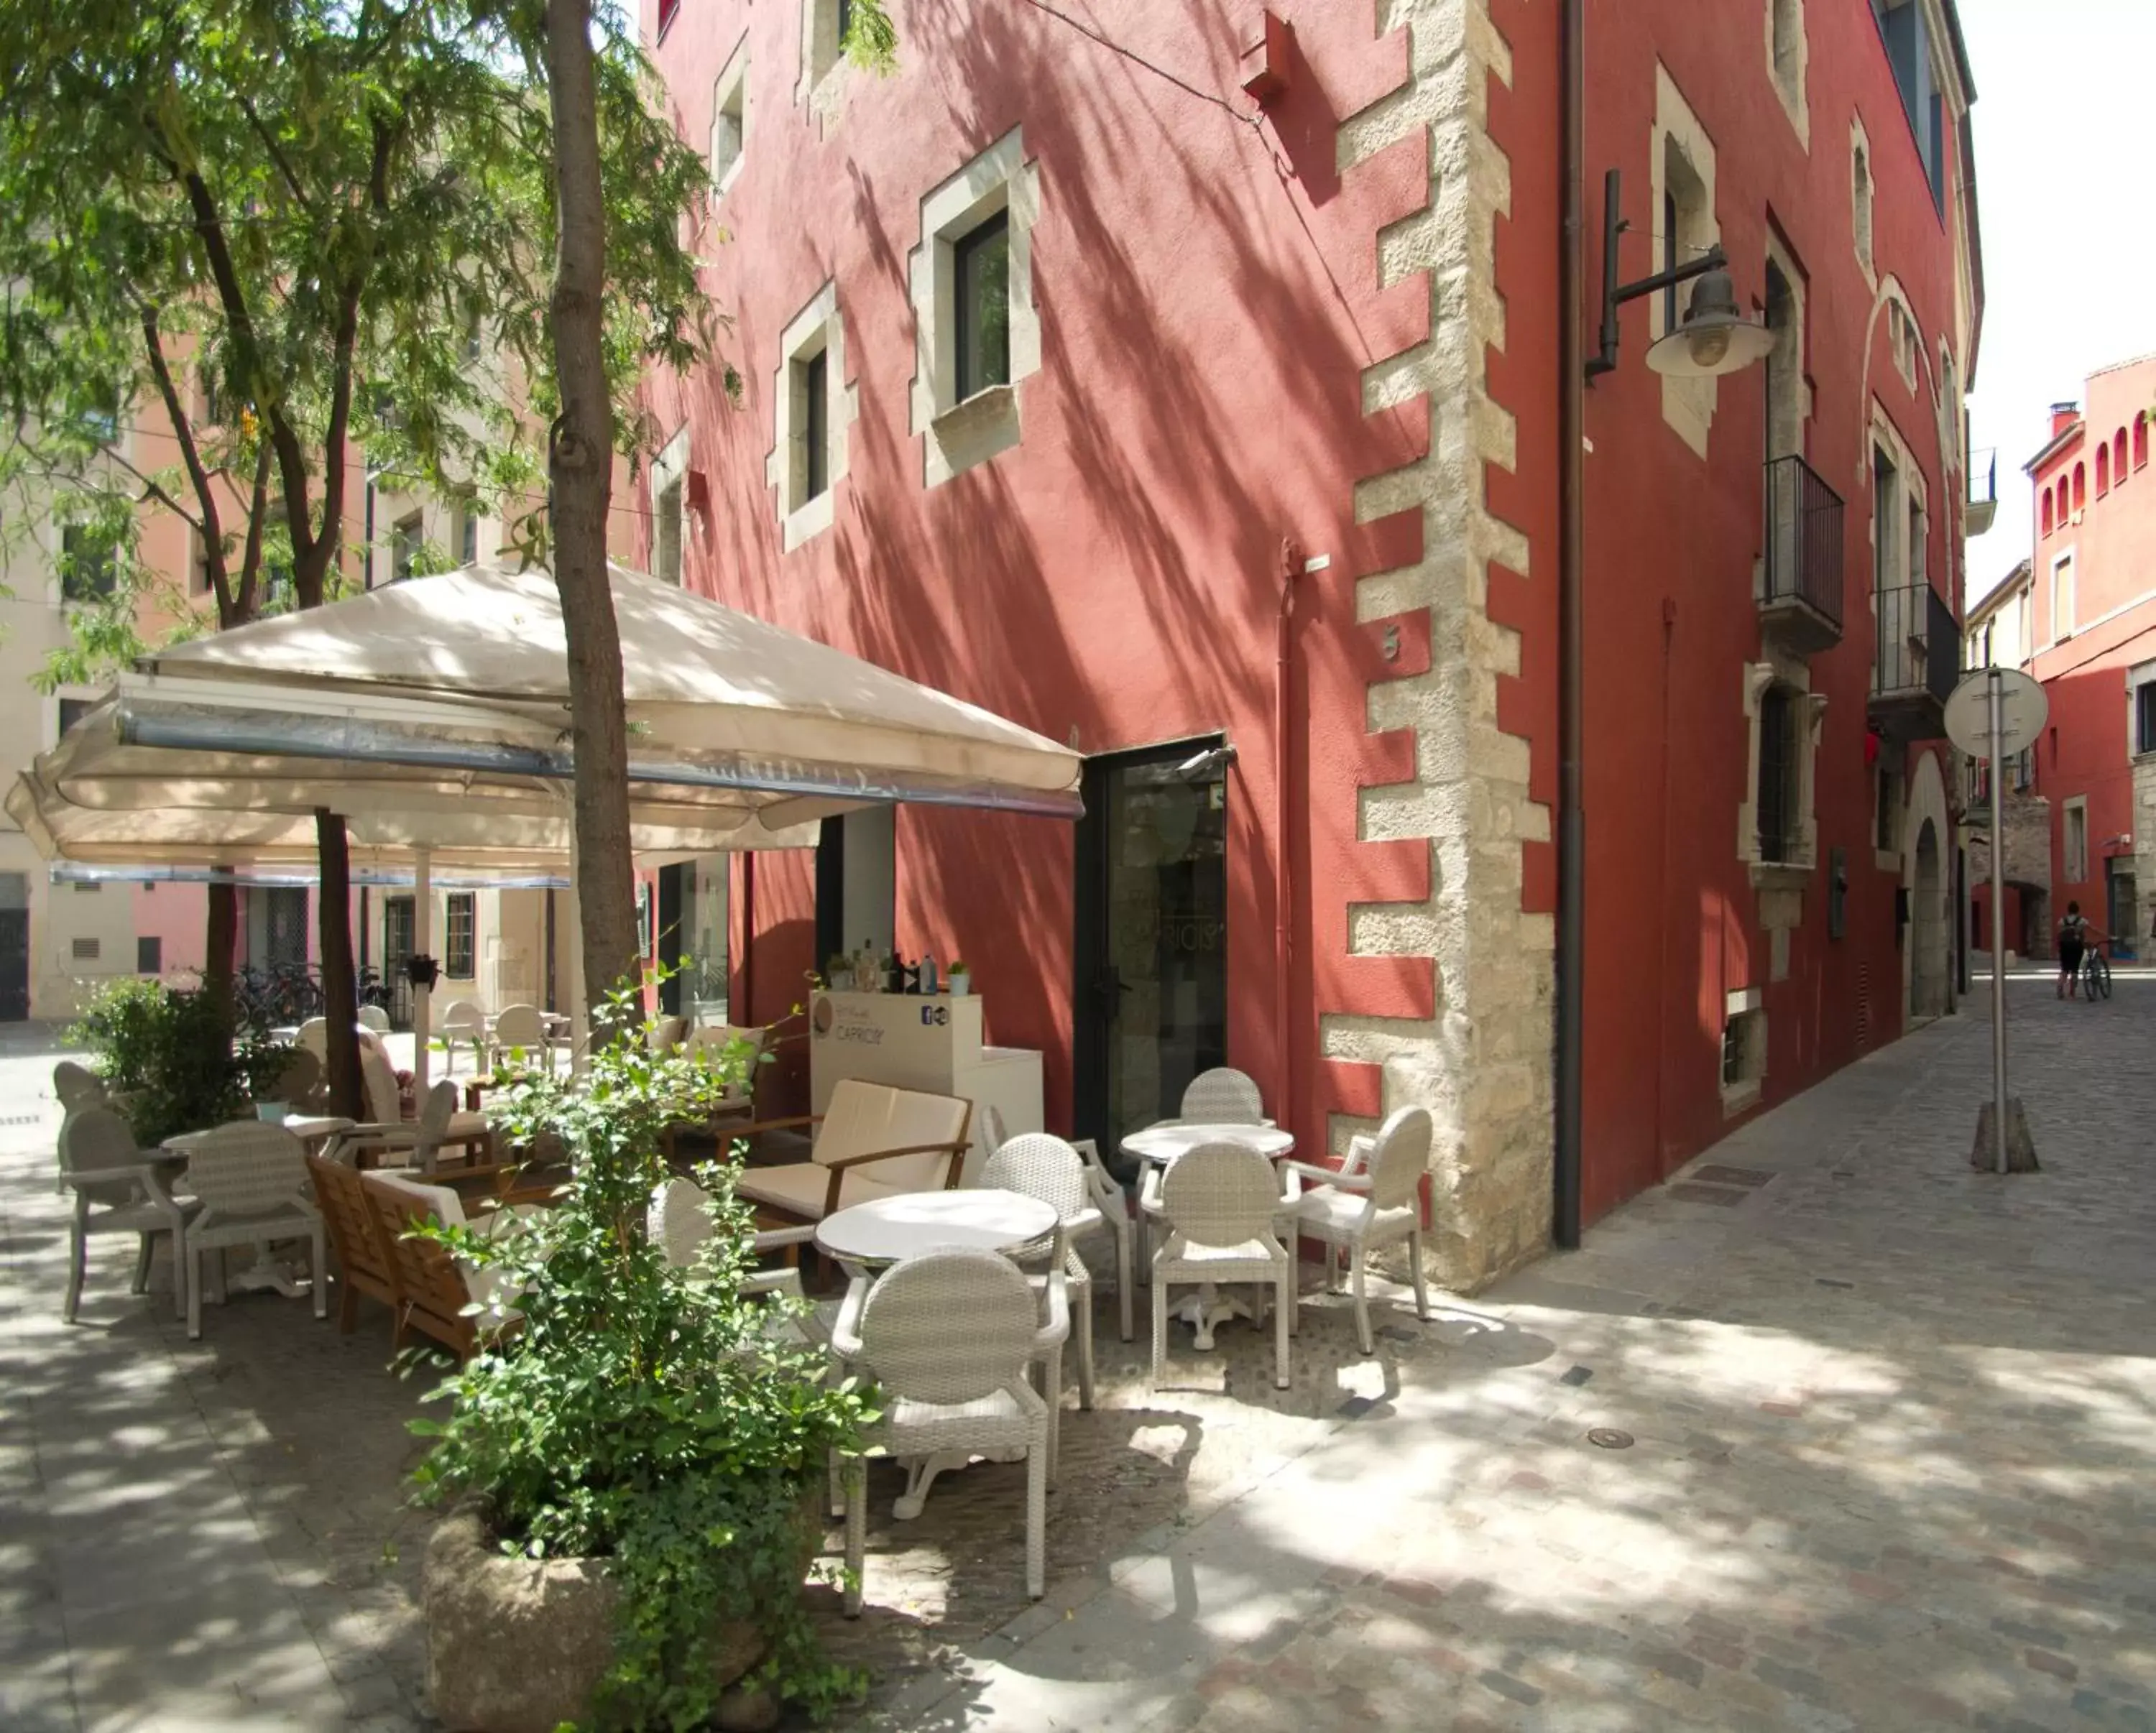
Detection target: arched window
<box><xmin>2117</xmin><ymin>430</ymin><xmax>2130</xmax><ymax>483</ymax></box>
<box><xmin>2074</xmin><ymin>463</ymin><xmax>2087</xmax><ymax>512</ymax></box>
<box><xmin>2098</xmin><ymin>445</ymin><xmax>2111</xmax><ymax>496</ymax></box>
<box><xmin>2042</xmin><ymin>487</ymin><xmax>2055</xmax><ymax>536</ymax></box>
<box><xmin>2137</xmin><ymin>415</ymin><xmax>2150</xmax><ymax>472</ymax></box>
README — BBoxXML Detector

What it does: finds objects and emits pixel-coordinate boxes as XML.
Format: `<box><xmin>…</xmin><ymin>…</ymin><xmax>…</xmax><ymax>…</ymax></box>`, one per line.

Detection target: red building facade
<box><xmin>639</xmin><ymin>0</ymin><xmax>1981</xmax><ymax>1288</ymax></box>
<box><xmin>2020</xmin><ymin>358</ymin><xmax>2156</xmax><ymax>956</ymax></box>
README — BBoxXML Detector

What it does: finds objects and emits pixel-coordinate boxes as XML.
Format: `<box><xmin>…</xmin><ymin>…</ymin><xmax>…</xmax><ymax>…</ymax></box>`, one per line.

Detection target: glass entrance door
<box><xmin>1074</xmin><ymin>741</ymin><xmax>1230</xmax><ymax>1166</ymax></box>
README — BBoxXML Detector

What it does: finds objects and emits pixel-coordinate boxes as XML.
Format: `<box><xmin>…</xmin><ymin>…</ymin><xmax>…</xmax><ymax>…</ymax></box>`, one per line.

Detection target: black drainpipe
<box><xmin>1554</xmin><ymin>0</ymin><xmax>1587</xmax><ymax>1250</ymax></box>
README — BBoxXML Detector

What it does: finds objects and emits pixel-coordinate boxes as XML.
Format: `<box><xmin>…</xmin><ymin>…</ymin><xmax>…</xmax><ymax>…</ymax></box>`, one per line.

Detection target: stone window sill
<box><xmin>1747</xmin><ymin>859</ymin><xmax>1812</xmax><ymax>892</ymax></box>
<box><xmin>1720</xmin><ymin>1079</ymin><xmax>1764</xmax><ymax>1119</ymax></box>
<box><xmin>932</xmin><ymin>383</ymin><xmax>1016</xmax><ymax>441</ymax></box>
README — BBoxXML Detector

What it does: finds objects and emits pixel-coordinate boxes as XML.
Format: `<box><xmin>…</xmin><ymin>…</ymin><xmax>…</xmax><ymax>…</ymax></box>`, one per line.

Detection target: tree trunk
<box><xmin>543</xmin><ymin>0</ymin><xmax>640</xmax><ymax>1015</ymax></box>
<box><xmin>314</xmin><ymin>810</ymin><xmax>364</xmax><ymax>1119</ymax></box>
<box><xmin>203</xmin><ymin>881</ymin><xmax>239</xmax><ymax>1015</ymax></box>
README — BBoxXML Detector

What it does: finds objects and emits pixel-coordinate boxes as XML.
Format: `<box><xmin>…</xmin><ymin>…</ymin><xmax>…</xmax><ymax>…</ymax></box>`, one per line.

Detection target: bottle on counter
<box><xmin>922</xmin><ymin>953</ymin><xmax>939</xmax><ymax>995</ymax></box>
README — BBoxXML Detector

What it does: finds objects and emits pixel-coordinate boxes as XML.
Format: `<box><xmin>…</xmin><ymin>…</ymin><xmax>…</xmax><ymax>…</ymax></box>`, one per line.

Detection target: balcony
<box><xmin>1966</xmin><ymin>448</ymin><xmax>1998</xmax><ymax>537</ymax></box>
<box><xmin>1869</xmin><ymin>581</ymin><xmax>1959</xmax><ymax>742</ymax></box>
<box><xmin>1760</xmin><ymin>454</ymin><xmax>1845</xmax><ymax>655</ymax></box>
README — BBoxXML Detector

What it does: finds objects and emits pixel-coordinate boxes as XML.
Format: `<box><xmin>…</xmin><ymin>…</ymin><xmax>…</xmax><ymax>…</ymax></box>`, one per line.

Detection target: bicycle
<box><xmin>2081</xmin><ymin>936</ymin><xmax>2114</xmax><ymax>1002</ymax></box>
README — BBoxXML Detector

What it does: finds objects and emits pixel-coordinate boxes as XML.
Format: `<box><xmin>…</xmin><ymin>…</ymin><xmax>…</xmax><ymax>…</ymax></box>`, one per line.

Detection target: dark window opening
<box><xmin>445</xmin><ymin>892</ymin><xmax>476</xmax><ymax>980</ymax></box>
<box><xmin>57</xmin><ymin>697</ymin><xmax>93</xmax><ymax>737</ymax></box>
<box><xmin>954</xmin><ymin>209</ymin><xmax>1012</xmax><ymax>402</ymax></box>
<box><xmin>60</xmin><ymin>525</ymin><xmax>117</xmax><ymax>604</ymax></box>
<box><xmin>137</xmin><ymin>936</ymin><xmax>162</xmax><ymax>974</ymax></box>
<box><xmin>2138</xmin><ymin>683</ymin><xmax>2156</xmax><ymax>757</ymax></box>
<box><xmin>801</xmin><ymin>349</ymin><xmax>829</xmax><ymax>502</ymax></box>
<box><xmin>1757</xmin><ymin>686</ymin><xmax>1801</xmax><ymax>864</ymax></box>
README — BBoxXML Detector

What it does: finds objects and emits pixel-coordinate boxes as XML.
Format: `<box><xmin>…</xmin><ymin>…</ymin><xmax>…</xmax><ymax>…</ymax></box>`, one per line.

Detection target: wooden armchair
<box><xmin>360</xmin><ymin>1172</ymin><xmax>532</xmax><ymax>1360</ymax></box>
<box><xmin>307</xmin><ymin>1154</ymin><xmax>402</xmax><ymax>1339</ymax></box>
<box><xmin>733</xmin><ymin>1079</ymin><xmax>973</xmax><ymax>1224</ymax></box>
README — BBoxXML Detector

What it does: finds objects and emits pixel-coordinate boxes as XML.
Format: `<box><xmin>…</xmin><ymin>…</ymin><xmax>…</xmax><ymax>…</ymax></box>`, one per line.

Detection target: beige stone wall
<box><xmin>1331</xmin><ymin>0</ymin><xmax>1554</xmax><ymax>1292</ymax></box>
<box><xmin>1966</xmin><ymin>792</ymin><xmax>2051</xmax><ymax>892</ymax></box>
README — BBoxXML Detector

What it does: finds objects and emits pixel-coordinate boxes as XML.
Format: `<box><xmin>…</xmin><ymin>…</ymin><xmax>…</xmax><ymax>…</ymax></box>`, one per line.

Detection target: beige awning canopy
<box><xmin>11</xmin><ymin>560</ymin><xmax>1082</xmax><ymax>875</ymax></box>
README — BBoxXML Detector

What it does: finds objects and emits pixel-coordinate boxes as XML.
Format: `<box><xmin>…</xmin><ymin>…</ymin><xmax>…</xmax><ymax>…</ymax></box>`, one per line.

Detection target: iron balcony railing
<box><xmin>1762</xmin><ymin>454</ymin><xmax>1846</xmax><ymax>629</ymax></box>
<box><xmin>1968</xmin><ymin>448</ymin><xmax>1998</xmax><ymax>512</ymax></box>
<box><xmin>1872</xmin><ymin>581</ymin><xmax>1959</xmax><ymax>705</ymax></box>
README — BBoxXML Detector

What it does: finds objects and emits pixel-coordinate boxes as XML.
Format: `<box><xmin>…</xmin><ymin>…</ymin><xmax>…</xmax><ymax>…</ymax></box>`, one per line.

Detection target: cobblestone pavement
<box><xmin>4</xmin><ymin>986</ymin><xmax>2154</xmax><ymax>1729</ymax></box>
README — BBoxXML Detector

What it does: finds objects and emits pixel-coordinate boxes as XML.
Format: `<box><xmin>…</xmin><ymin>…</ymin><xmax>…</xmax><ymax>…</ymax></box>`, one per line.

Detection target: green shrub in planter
<box><xmin>69</xmin><ymin>976</ymin><xmax>293</xmax><ymax>1147</ymax></box>
<box><xmin>410</xmin><ymin>982</ymin><xmax>872</xmax><ymax>1730</ymax></box>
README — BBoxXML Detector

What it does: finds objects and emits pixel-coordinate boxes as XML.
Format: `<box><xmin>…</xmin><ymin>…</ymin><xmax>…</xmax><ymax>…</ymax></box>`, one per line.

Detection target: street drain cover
<box><xmin>1587</xmin><ymin>1428</ymin><xmax>1635</xmax><ymax>1450</ymax></box>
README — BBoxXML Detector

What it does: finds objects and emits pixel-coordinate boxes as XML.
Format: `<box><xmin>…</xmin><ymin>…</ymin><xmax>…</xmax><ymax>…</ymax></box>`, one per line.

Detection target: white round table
<box><xmin>816</xmin><ymin>1187</ymin><xmax>1061</xmax><ymax>1521</ymax></box>
<box><xmin>1118</xmin><ymin>1122</ymin><xmax>1296</xmax><ymax>1169</ymax></box>
<box><xmin>1119</xmin><ymin>1122</ymin><xmax>1296</xmax><ymax>1349</ymax></box>
<box><xmin>816</xmin><ymin>1188</ymin><xmax>1058</xmax><ymax>1267</ymax></box>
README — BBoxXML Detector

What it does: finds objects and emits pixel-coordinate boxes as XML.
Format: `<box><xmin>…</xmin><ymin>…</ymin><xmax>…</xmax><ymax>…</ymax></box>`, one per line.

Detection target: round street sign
<box><xmin>1943</xmin><ymin>667</ymin><xmax>2048</xmax><ymax>761</ymax></box>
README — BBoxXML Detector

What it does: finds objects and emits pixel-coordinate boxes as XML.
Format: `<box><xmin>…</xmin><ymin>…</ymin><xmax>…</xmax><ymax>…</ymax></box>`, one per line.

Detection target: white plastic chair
<box><xmin>1143</xmin><ymin>1141</ymin><xmax>1293</xmax><ymax>1390</ymax></box>
<box><xmin>981</xmin><ymin>1134</ymin><xmax>1105</xmax><ymax>1409</ymax></box>
<box><xmin>52</xmin><ymin>1060</ymin><xmax>107</xmax><ymax>1112</ymax></box>
<box><xmin>1281</xmin><ymin>1106</ymin><xmax>1434</xmax><ymax>1354</ymax></box>
<box><xmin>438</xmin><ymin>999</ymin><xmax>487</xmax><ymax>1073</ymax></box>
<box><xmin>57</xmin><ymin>1107</ymin><xmax>197</xmax><ymax>1321</ymax></box>
<box><xmin>982</xmin><ymin>1107</ymin><xmax>1134</xmax><ymax>1344</ymax></box>
<box><xmin>178</xmin><ymin>1122</ymin><xmax>328</xmax><ymax>1340</ymax></box>
<box><xmin>491</xmin><ymin>1003</ymin><xmax>559</xmax><ymax>1074</ymax></box>
<box><xmin>356</xmin><ymin>1004</ymin><xmax>392</xmax><ymax>1035</ymax></box>
<box><xmin>831</xmin><ymin>1249</ymin><xmax>1062</xmax><ymax>1612</ymax></box>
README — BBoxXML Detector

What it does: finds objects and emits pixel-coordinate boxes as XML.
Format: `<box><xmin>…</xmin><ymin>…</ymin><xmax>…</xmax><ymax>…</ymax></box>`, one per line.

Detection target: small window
<box><xmin>60</xmin><ymin>525</ymin><xmax>117</xmax><ymax>604</ymax></box>
<box><xmin>1721</xmin><ymin>1006</ymin><xmax>1766</xmax><ymax>1096</ymax></box>
<box><xmin>137</xmin><ymin>936</ymin><xmax>162</xmax><ymax>975</ymax></box>
<box><xmin>2137</xmin><ymin>415</ymin><xmax>2150</xmax><ymax>472</ymax></box>
<box><xmin>2041</xmin><ymin>488</ymin><xmax>2054</xmax><ymax>537</ymax></box>
<box><xmin>1875</xmin><ymin>764</ymin><xmax>1900</xmax><ymax>853</ymax></box>
<box><xmin>2137</xmin><ymin>683</ymin><xmax>2156</xmax><ymax>757</ymax></box>
<box><xmin>57</xmin><ymin>697</ymin><xmax>93</xmax><ymax>736</ymax></box>
<box><xmin>444</xmin><ymin>892</ymin><xmax>476</xmax><ymax>980</ymax></box>
<box><xmin>1770</xmin><ymin>0</ymin><xmax>1804</xmax><ymax>101</ymax></box>
<box><xmin>71</xmin><ymin>936</ymin><xmax>100</xmax><ymax>961</ymax></box>
<box><xmin>462</xmin><ymin>310</ymin><xmax>482</xmax><ymax>364</ymax></box>
<box><xmin>653</xmin><ymin>477</ymin><xmax>684</xmax><ymax>583</ymax></box>
<box><xmin>2065</xmin><ymin>800</ymin><xmax>2088</xmax><ymax>882</ymax></box>
<box><xmin>954</xmin><ymin>210</ymin><xmax>1011</xmax><ymax>402</ymax></box>
<box><xmin>1851</xmin><ymin>137</ymin><xmax>1874</xmax><ymax>276</ymax></box>
<box><xmin>453</xmin><ymin>503</ymin><xmax>480</xmax><ymax>567</ymax></box>
<box><xmin>2098</xmin><ymin>444</ymin><xmax>2111</xmax><ymax>496</ymax></box>
<box><xmin>391</xmin><ymin>512</ymin><xmax>423</xmax><ymax>584</ymax></box>
<box><xmin>1756</xmin><ymin>686</ymin><xmax>1801</xmax><ymax>864</ymax></box>
<box><xmin>2116</xmin><ymin>430</ymin><xmax>2129</xmax><ymax>486</ymax></box>
<box><xmin>797</xmin><ymin>348</ymin><xmax>830</xmax><ymax>502</ymax></box>
<box><xmin>657</xmin><ymin>0</ymin><xmax>681</xmax><ymax>40</ymax></box>
<box><xmin>192</xmin><ymin>529</ymin><xmax>214</xmax><ymax>595</ymax></box>
<box><xmin>2073</xmin><ymin>462</ymin><xmax>2086</xmax><ymax>513</ymax></box>
<box><xmin>73</xmin><ymin>879</ymin><xmax>102</xmax><ymax>895</ymax></box>
<box><xmin>637</xmin><ymin>881</ymin><xmax>655</xmax><ymax>957</ymax></box>
<box><xmin>711</xmin><ymin>45</ymin><xmax>748</xmax><ymax>193</ymax></box>
<box><xmin>2053</xmin><ymin>554</ymin><xmax>2076</xmax><ymax>640</ymax></box>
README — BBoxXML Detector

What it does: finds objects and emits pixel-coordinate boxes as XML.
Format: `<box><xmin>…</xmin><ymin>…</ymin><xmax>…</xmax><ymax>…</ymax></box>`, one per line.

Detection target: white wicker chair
<box><xmin>57</xmin><ymin>1107</ymin><xmax>197</xmax><ymax>1322</ymax></box>
<box><xmin>1067</xmin><ymin>1137</ymin><xmax>1136</xmax><ymax>1342</ymax></box>
<box><xmin>981</xmin><ymin>1134</ymin><xmax>1104</xmax><ymax>1408</ymax></box>
<box><xmin>438</xmin><ymin>999</ymin><xmax>487</xmax><ymax>1073</ymax></box>
<box><xmin>52</xmin><ymin>1060</ymin><xmax>107</xmax><ymax>1112</ymax></box>
<box><xmin>1281</xmin><ymin>1106</ymin><xmax>1434</xmax><ymax>1354</ymax></box>
<box><xmin>1178</xmin><ymin>1067</ymin><xmax>1266</xmax><ymax>1125</ymax></box>
<box><xmin>831</xmin><ymin>1249</ymin><xmax>1062</xmax><ymax>1612</ymax></box>
<box><xmin>1143</xmin><ymin>1141</ymin><xmax>1293</xmax><ymax>1390</ymax></box>
<box><xmin>329</xmin><ymin>1076</ymin><xmax>492</xmax><ymax>1176</ymax></box>
<box><xmin>356</xmin><ymin>1004</ymin><xmax>392</xmax><ymax>1035</ymax></box>
<box><xmin>178</xmin><ymin>1122</ymin><xmax>327</xmax><ymax>1340</ymax></box>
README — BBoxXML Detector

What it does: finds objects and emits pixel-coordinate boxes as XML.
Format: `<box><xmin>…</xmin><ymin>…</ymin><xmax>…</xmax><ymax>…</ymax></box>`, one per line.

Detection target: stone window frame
<box><xmin>1761</xmin><ymin>231</ymin><xmax>1811</xmax><ymax>466</ymax></box>
<box><xmin>711</xmin><ymin>36</ymin><xmax>750</xmax><ymax>198</ymax></box>
<box><xmin>1884</xmin><ymin>291</ymin><xmax>1919</xmax><ymax>393</ymax></box>
<box><xmin>1651</xmin><ymin>65</ymin><xmax>1720</xmax><ymax>460</ymax></box>
<box><xmin>2049</xmin><ymin>546</ymin><xmax>2077</xmax><ymax>645</ymax></box>
<box><xmin>2063</xmin><ymin>795</ymin><xmax>2088</xmax><ymax>883</ymax></box>
<box><xmin>1739</xmin><ymin>658</ymin><xmax>1826</xmax><ymax>880</ymax></box>
<box><xmin>1851</xmin><ymin>118</ymin><xmax>1876</xmax><ymax>290</ymax></box>
<box><xmin>907</xmin><ymin>127</ymin><xmax>1041</xmax><ymax>491</ymax></box>
<box><xmin>795</xmin><ymin>0</ymin><xmax>854</xmax><ymax>132</ymax></box>
<box><xmin>1868</xmin><ymin>405</ymin><xmax>1926</xmax><ymax>593</ymax></box>
<box><xmin>1766</xmin><ymin>0</ymin><xmax>1808</xmax><ymax>143</ymax></box>
<box><xmin>766</xmin><ymin>281</ymin><xmax>856</xmax><ymax>551</ymax></box>
<box><xmin>2127</xmin><ymin>660</ymin><xmax>2156</xmax><ymax>761</ymax></box>
<box><xmin>650</xmin><ymin>424</ymin><xmax>690</xmax><ymax>583</ymax></box>
<box><xmin>1875</xmin><ymin>761</ymin><xmax>1902</xmax><ymax>869</ymax></box>
<box><xmin>1720</xmin><ymin>987</ymin><xmax>1767</xmax><ymax>1117</ymax></box>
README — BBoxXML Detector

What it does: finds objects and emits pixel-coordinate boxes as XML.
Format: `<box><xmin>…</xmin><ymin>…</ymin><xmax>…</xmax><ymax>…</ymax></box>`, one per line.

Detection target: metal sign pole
<box><xmin>1988</xmin><ymin>668</ymin><xmax>2008</xmax><ymax>1175</ymax></box>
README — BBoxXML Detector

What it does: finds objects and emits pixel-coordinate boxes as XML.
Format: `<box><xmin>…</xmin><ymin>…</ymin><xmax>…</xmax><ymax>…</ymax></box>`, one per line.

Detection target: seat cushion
<box><xmin>443</xmin><ymin>1112</ymin><xmax>490</xmax><ymax>1142</ymax></box>
<box><xmin>880</xmin><ymin>1385</ymin><xmax>1038</xmax><ymax>1453</ymax></box>
<box><xmin>369</xmin><ymin>1170</ymin><xmax>467</xmax><ymax>1230</ymax></box>
<box><xmin>736</xmin><ymin>1161</ymin><xmax>913</xmax><ymax>1221</ymax></box>
<box><xmin>814</xmin><ymin>1081</ymin><xmax>968</xmax><ymax>1194</ymax></box>
<box><xmin>1296</xmin><ymin>1186</ymin><xmax>1416</xmax><ymax>1239</ymax></box>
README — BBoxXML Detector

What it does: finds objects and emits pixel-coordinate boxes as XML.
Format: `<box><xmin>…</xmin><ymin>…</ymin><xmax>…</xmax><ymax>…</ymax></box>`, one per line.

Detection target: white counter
<box><xmin>808</xmin><ymin>992</ymin><xmax>1044</xmax><ymax>1185</ymax></box>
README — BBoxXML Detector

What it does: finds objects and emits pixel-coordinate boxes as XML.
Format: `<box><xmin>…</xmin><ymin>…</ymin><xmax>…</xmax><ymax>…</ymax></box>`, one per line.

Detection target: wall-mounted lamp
<box><xmin>1584</xmin><ymin>169</ymin><xmax>1774</xmax><ymax>382</ymax></box>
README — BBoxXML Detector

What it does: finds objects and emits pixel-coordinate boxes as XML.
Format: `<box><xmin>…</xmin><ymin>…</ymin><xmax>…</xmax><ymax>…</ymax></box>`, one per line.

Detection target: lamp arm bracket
<box><xmin>1607</xmin><ymin>244</ymin><xmax>1728</xmax><ymax>309</ymax></box>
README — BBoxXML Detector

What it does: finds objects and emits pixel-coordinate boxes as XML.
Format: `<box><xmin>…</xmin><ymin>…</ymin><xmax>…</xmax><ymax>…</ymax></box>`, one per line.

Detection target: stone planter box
<box><xmin>423</xmin><ymin>1502</ymin><xmax>788</xmax><ymax>1733</ymax></box>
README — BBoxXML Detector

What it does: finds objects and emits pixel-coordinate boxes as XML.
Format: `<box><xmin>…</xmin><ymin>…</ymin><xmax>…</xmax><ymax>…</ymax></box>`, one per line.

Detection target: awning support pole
<box><xmin>413</xmin><ymin>848</ymin><xmax>433</xmax><ymax>1097</ymax></box>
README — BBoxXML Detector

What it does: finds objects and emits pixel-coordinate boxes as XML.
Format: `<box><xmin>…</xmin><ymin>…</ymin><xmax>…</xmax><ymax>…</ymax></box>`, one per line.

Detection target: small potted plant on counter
<box><xmin>946</xmin><ymin>959</ymin><xmax>972</xmax><ymax>997</ymax></box>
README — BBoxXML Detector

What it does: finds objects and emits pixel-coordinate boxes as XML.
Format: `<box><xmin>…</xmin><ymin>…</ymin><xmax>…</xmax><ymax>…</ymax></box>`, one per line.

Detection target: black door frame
<box><xmin>1071</xmin><ymin>734</ymin><xmax>1227</xmax><ymax>1154</ymax></box>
